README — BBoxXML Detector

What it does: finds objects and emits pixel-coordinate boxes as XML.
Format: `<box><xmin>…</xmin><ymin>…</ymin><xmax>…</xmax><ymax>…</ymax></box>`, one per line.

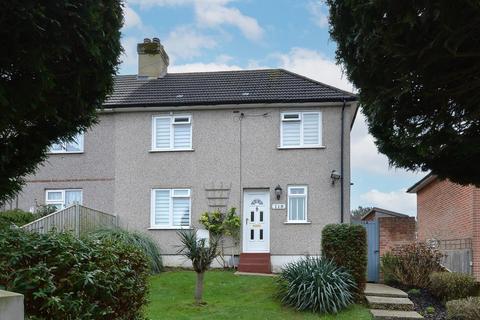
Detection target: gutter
<box><xmin>340</xmin><ymin>98</ymin><xmax>346</xmax><ymax>223</ymax></box>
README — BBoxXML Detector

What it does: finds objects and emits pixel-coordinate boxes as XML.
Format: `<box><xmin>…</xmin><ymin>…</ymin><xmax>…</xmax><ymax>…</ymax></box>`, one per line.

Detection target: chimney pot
<box><xmin>137</xmin><ymin>37</ymin><xmax>169</xmax><ymax>79</ymax></box>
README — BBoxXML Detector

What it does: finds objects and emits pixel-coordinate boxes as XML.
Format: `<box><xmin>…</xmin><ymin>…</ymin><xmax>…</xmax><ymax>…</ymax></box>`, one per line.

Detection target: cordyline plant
<box><xmin>177</xmin><ymin>229</ymin><xmax>219</xmax><ymax>305</ymax></box>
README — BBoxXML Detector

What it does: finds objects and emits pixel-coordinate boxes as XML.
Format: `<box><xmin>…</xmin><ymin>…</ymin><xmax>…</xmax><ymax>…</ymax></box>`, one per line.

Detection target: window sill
<box><xmin>149</xmin><ymin>149</ymin><xmax>194</xmax><ymax>153</ymax></box>
<box><xmin>277</xmin><ymin>146</ymin><xmax>325</xmax><ymax>150</ymax></box>
<box><xmin>47</xmin><ymin>151</ymin><xmax>84</xmax><ymax>155</ymax></box>
<box><xmin>148</xmin><ymin>226</ymin><xmax>192</xmax><ymax>230</ymax></box>
<box><xmin>283</xmin><ymin>221</ymin><xmax>312</xmax><ymax>225</ymax></box>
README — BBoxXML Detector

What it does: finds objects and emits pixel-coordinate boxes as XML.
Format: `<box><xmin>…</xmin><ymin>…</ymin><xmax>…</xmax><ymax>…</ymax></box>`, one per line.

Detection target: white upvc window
<box><xmin>152</xmin><ymin>115</ymin><xmax>192</xmax><ymax>151</ymax></box>
<box><xmin>49</xmin><ymin>133</ymin><xmax>84</xmax><ymax>153</ymax></box>
<box><xmin>280</xmin><ymin>112</ymin><xmax>322</xmax><ymax>148</ymax></box>
<box><xmin>151</xmin><ymin>188</ymin><xmax>191</xmax><ymax>229</ymax></box>
<box><xmin>287</xmin><ymin>186</ymin><xmax>308</xmax><ymax>222</ymax></box>
<box><xmin>45</xmin><ymin>189</ymin><xmax>83</xmax><ymax>211</ymax></box>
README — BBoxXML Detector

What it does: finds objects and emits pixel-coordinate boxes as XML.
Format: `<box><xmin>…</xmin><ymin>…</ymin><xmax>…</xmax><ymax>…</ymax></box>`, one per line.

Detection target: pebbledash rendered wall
<box><xmin>17</xmin><ymin>102</ymin><xmax>355</xmax><ymax>271</ymax></box>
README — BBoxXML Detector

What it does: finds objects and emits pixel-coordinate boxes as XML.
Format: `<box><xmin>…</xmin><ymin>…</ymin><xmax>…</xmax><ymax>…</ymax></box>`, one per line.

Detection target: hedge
<box><xmin>0</xmin><ymin>228</ymin><xmax>149</xmax><ymax>319</ymax></box>
<box><xmin>321</xmin><ymin>224</ymin><xmax>367</xmax><ymax>295</ymax></box>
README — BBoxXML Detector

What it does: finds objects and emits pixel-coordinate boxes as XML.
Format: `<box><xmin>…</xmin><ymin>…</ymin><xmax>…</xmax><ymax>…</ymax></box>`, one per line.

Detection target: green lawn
<box><xmin>147</xmin><ymin>270</ymin><xmax>372</xmax><ymax>320</ymax></box>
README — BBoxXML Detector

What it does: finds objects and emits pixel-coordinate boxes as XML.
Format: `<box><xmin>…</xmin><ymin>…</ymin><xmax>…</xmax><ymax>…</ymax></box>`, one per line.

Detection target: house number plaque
<box><xmin>271</xmin><ymin>203</ymin><xmax>286</xmax><ymax>210</ymax></box>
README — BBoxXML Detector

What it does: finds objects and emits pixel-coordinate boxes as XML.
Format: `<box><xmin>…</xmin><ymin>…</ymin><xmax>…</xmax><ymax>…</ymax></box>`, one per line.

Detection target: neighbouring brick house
<box><xmin>408</xmin><ymin>173</ymin><xmax>480</xmax><ymax>279</ymax></box>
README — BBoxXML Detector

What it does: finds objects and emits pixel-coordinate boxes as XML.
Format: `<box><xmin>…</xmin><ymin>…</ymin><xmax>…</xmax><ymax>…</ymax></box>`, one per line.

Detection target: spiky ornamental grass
<box><xmin>277</xmin><ymin>257</ymin><xmax>356</xmax><ymax>314</ymax></box>
<box><xmin>90</xmin><ymin>228</ymin><xmax>163</xmax><ymax>274</ymax></box>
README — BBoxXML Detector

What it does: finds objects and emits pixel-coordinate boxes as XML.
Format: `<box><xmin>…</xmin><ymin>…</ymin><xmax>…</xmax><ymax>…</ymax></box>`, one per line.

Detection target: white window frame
<box><xmin>287</xmin><ymin>186</ymin><xmax>308</xmax><ymax>223</ymax></box>
<box><xmin>150</xmin><ymin>188</ymin><xmax>192</xmax><ymax>229</ymax></box>
<box><xmin>45</xmin><ymin>189</ymin><xmax>83</xmax><ymax>210</ymax></box>
<box><xmin>48</xmin><ymin>132</ymin><xmax>84</xmax><ymax>154</ymax></box>
<box><xmin>151</xmin><ymin>115</ymin><xmax>193</xmax><ymax>151</ymax></box>
<box><xmin>280</xmin><ymin>111</ymin><xmax>322</xmax><ymax>148</ymax></box>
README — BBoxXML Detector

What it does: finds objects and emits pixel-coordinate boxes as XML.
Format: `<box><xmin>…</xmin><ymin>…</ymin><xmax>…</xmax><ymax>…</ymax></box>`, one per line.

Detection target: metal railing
<box><xmin>21</xmin><ymin>204</ymin><xmax>118</xmax><ymax>236</ymax></box>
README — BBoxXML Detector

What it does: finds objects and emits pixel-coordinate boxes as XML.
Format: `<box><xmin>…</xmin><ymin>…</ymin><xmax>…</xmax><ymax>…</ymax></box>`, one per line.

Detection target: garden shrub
<box><xmin>446</xmin><ymin>297</ymin><xmax>480</xmax><ymax>320</ymax></box>
<box><xmin>429</xmin><ymin>272</ymin><xmax>477</xmax><ymax>302</ymax></box>
<box><xmin>277</xmin><ymin>257</ymin><xmax>356</xmax><ymax>314</ymax></box>
<box><xmin>381</xmin><ymin>242</ymin><xmax>443</xmax><ymax>288</ymax></box>
<box><xmin>90</xmin><ymin>228</ymin><xmax>163</xmax><ymax>273</ymax></box>
<box><xmin>321</xmin><ymin>223</ymin><xmax>367</xmax><ymax>295</ymax></box>
<box><xmin>381</xmin><ymin>252</ymin><xmax>400</xmax><ymax>285</ymax></box>
<box><xmin>0</xmin><ymin>228</ymin><xmax>149</xmax><ymax>320</ymax></box>
<box><xmin>0</xmin><ymin>209</ymin><xmax>37</xmax><ymax>228</ymax></box>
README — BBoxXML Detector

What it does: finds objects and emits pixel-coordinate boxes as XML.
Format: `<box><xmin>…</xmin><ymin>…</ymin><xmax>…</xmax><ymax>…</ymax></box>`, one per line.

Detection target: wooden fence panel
<box><xmin>21</xmin><ymin>205</ymin><xmax>117</xmax><ymax>236</ymax></box>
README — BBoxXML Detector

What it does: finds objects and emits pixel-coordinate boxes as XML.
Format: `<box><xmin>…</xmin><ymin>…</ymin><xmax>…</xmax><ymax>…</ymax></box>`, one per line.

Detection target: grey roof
<box><xmin>361</xmin><ymin>207</ymin><xmax>411</xmax><ymax>220</ymax></box>
<box><xmin>104</xmin><ymin>69</ymin><xmax>357</xmax><ymax>108</ymax></box>
<box><xmin>407</xmin><ymin>173</ymin><xmax>436</xmax><ymax>193</ymax></box>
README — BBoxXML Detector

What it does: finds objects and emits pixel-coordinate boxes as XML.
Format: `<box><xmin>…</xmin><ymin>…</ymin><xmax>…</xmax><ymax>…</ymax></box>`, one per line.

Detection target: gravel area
<box><xmin>393</xmin><ymin>284</ymin><xmax>447</xmax><ymax>320</ymax></box>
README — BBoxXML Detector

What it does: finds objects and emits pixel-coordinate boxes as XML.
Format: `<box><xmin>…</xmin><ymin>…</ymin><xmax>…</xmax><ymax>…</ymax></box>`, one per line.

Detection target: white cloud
<box><xmin>164</xmin><ymin>26</ymin><xmax>217</xmax><ymax>61</ymax></box>
<box><xmin>194</xmin><ymin>0</ymin><xmax>263</xmax><ymax>41</ymax></box>
<box><xmin>307</xmin><ymin>0</ymin><xmax>329</xmax><ymax>28</ymax></box>
<box><xmin>127</xmin><ymin>0</ymin><xmax>263</xmax><ymax>41</ymax></box>
<box><xmin>274</xmin><ymin>47</ymin><xmax>353</xmax><ymax>92</ymax></box>
<box><xmin>120</xmin><ymin>36</ymin><xmax>139</xmax><ymax>73</ymax></box>
<box><xmin>360</xmin><ymin>189</ymin><xmax>417</xmax><ymax>216</ymax></box>
<box><xmin>169</xmin><ymin>62</ymin><xmax>242</xmax><ymax>73</ymax></box>
<box><xmin>123</xmin><ymin>5</ymin><xmax>142</xmax><ymax>30</ymax></box>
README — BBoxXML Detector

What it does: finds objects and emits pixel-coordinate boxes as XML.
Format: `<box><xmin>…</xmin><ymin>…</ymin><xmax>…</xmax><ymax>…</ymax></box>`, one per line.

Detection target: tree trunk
<box><xmin>195</xmin><ymin>272</ymin><xmax>204</xmax><ymax>305</ymax></box>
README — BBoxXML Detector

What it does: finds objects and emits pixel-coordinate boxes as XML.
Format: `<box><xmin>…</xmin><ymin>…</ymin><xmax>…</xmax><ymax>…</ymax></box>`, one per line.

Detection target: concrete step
<box><xmin>370</xmin><ymin>309</ymin><xmax>423</xmax><ymax>320</ymax></box>
<box><xmin>367</xmin><ymin>296</ymin><xmax>414</xmax><ymax>311</ymax></box>
<box><xmin>365</xmin><ymin>284</ymin><xmax>408</xmax><ymax>298</ymax></box>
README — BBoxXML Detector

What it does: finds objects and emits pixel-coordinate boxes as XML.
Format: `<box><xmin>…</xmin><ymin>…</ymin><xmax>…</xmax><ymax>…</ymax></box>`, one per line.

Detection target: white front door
<box><xmin>243</xmin><ymin>191</ymin><xmax>270</xmax><ymax>253</ymax></box>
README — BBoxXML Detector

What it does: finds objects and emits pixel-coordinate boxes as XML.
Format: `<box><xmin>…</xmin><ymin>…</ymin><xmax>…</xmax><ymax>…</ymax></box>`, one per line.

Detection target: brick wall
<box><xmin>472</xmin><ymin>188</ymin><xmax>480</xmax><ymax>279</ymax></box>
<box><xmin>378</xmin><ymin>217</ymin><xmax>416</xmax><ymax>258</ymax></box>
<box><xmin>417</xmin><ymin>179</ymin><xmax>475</xmax><ymax>241</ymax></box>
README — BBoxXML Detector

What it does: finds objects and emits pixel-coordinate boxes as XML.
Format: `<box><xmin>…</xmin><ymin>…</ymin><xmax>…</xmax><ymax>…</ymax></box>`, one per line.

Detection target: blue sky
<box><xmin>121</xmin><ymin>0</ymin><xmax>424</xmax><ymax>215</ymax></box>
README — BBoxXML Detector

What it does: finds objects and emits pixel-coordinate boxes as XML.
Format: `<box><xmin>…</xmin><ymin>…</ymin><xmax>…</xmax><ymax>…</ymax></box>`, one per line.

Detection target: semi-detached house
<box><xmin>17</xmin><ymin>38</ymin><xmax>358</xmax><ymax>273</ymax></box>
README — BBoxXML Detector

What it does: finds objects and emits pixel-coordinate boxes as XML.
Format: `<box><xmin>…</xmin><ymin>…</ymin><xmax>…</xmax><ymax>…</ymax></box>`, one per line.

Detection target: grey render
<box><xmin>16</xmin><ymin>71</ymin><xmax>357</xmax><ymax>267</ymax></box>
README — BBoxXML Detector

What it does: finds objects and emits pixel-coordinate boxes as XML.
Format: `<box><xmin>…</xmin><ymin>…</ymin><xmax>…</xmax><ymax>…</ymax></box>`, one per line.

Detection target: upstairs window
<box><xmin>49</xmin><ymin>133</ymin><xmax>84</xmax><ymax>153</ymax></box>
<box><xmin>280</xmin><ymin>112</ymin><xmax>322</xmax><ymax>148</ymax></box>
<box><xmin>151</xmin><ymin>188</ymin><xmax>191</xmax><ymax>228</ymax></box>
<box><xmin>152</xmin><ymin>115</ymin><xmax>192</xmax><ymax>151</ymax></box>
<box><xmin>45</xmin><ymin>189</ymin><xmax>83</xmax><ymax>211</ymax></box>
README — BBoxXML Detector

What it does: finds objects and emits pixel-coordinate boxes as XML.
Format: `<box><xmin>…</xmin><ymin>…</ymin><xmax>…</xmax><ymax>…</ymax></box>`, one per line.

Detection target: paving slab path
<box><xmin>365</xmin><ymin>283</ymin><xmax>424</xmax><ymax>320</ymax></box>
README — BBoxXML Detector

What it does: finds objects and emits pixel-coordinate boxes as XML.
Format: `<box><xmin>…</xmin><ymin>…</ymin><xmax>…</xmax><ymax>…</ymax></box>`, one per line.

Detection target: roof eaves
<box><xmin>407</xmin><ymin>173</ymin><xmax>437</xmax><ymax>193</ymax></box>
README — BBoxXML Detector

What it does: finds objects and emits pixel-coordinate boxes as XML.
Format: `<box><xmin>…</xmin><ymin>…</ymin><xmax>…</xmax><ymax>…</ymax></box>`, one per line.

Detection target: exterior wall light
<box><xmin>274</xmin><ymin>185</ymin><xmax>282</xmax><ymax>200</ymax></box>
<box><xmin>331</xmin><ymin>170</ymin><xmax>341</xmax><ymax>185</ymax></box>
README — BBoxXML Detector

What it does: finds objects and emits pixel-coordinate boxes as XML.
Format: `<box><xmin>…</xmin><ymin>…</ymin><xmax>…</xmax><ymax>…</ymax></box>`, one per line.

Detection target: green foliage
<box><xmin>35</xmin><ymin>204</ymin><xmax>58</xmax><ymax>217</ymax></box>
<box><xmin>199</xmin><ymin>207</ymin><xmax>241</xmax><ymax>239</ymax></box>
<box><xmin>380</xmin><ymin>243</ymin><xmax>443</xmax><ymax>288</ymax></box>
<box><xmin>322</xmin><ymin>224</ymin><xmax>367</xmax><ymax>295</ymax></box>
<box><xmin>0</xmin><ymin>228</ymin><xmax>149</xmax><ymax>319</ymax></box>
<box><xmin>425</xmin><ymin>306</ymin><xmax>436</xmax><ymax>315</ymax></box>
<box><xmin>0</xmin><ymin>209</ymin><xmax>37</xmax><ymax>228</ymax></box>
<box><xmin>177</xmin><ymin>229</ymin><xmax>219</xmax><ymax>273</ymax></box>
<box><xmin>0</xmin><ymin>0</ymin><xmax>123</xmax><ymax>201</ymax></box>
<box><xmin>277</xmin><ymin>257</ymin><xmax>356</xmax><ymax>314</ymax></box>
<box><xmin>429</xmin><ymin>272</ymin><xmax>477</xmax><ymax>302</ymax></box>
<box><xmin>381</xmin><ymin>252</ymin><xmax>401</xmax><ymax>285</ymax></box>
<box><xmin>327</xmin><ymin>0</ymin><xmax>480</xmax><ymax>186</ymax></box>
<box><xmin>90</xmin><ymin>228</ymin><xmax>163</xmax><ymax>274</ymax></box>
<box><xmin>408</xmin><ymin>288</ymin><xmax>421</xmax><ymax>297</ymax></box>
<box><xmin>447</xmin><ymin>297</ymin><xmax>480</xmax><ymax>320</ymax></box>
<box><xmin>350</xmin><ymin>206</ymin><xmax>372</xmax><ymax>219</ymax></box>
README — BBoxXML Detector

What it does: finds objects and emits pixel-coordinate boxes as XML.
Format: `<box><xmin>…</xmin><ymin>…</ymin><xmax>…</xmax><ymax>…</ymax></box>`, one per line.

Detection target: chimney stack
<box><xmin>137</xmin><ymin>37</ymin><xmax>169</xmax><ymax>79</ymax></box>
